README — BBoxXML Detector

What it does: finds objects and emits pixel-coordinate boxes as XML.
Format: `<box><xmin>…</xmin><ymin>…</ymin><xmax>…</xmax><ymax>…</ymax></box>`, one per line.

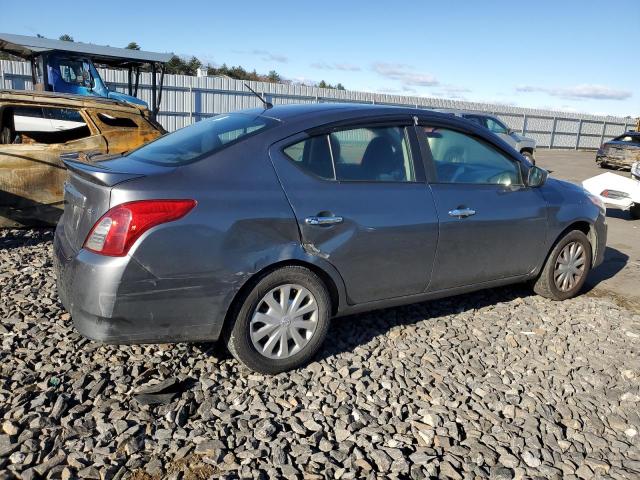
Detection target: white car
<box><xmin>583</xmin><ymin>162</ymin><xmax>640</xmax><ymax>219</ymax></box>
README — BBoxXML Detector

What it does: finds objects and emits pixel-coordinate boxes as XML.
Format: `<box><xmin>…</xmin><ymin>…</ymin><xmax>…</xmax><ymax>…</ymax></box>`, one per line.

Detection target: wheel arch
<box><xmin>221</xmin><ymin>258</ymin><xmax>343</xmax><ymax>339</ymax></box>
<box><xmin>547</xmin><ymin>220</ymin><xmax>597</xmax><ymax>268</ymax></box>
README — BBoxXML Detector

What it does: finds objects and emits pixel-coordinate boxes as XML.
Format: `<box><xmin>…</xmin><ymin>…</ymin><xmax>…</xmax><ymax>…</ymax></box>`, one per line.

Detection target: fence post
<box><xmin>189</xmin><ymin>83</ymin><xmax>193</xmax><ymax>123</ymax></box>
<box><xmin>599</xmin><ymin>121</ymin><xmax>607</xmax><ymax>147</ymax></box>
<box><xmin>522</xmin><ymin>114</ymin><xmax>528</xmax><ymax>135</ymax></box>
<box><xmin>575</xmin><ymin>119</ymin><xmax>582</xmax><ymax>150</ymax></box>
<box><xmin>549</xmin><ymin>117</ymin><xmax>557</xmax><ymax>149</ymax></box>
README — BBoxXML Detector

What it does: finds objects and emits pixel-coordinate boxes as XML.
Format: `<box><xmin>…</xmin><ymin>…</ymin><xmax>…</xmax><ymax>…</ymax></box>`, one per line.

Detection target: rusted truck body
<box><xmin>0</xmin><ymin>90</ymin><xmax>164</xmax><ymax>227</ymax></box>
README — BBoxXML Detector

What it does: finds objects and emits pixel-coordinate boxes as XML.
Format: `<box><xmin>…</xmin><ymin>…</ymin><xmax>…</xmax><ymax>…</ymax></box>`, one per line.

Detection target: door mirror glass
<box><xmin>527</xmin><ymin>166</ymin><xmax>548</xmax><ymax>188</ymax></box>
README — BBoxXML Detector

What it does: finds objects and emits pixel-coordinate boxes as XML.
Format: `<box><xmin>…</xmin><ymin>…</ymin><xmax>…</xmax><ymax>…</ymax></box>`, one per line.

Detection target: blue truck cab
<box><xmin>42</xmin><ymin>52</ymin><xmax>147</xmax><ymax>107</ymax></box>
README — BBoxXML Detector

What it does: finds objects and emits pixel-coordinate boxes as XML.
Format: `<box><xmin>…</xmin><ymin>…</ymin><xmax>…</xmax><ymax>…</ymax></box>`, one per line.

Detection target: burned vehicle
<box><xmin>0</xmin><ymin>90</ymin><xmax>164</xmax><ymax>227</ymax></box>
<box><xmin>596</xmin><ymin>131</ymin><xmax>640</xmax><ymax>170</ymax></box>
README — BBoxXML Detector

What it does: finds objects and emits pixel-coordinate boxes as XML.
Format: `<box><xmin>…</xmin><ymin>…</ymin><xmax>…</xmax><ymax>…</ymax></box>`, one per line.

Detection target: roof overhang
<box><xmin>0</xmin><ymin>33</ymin><xmax>172</xmax><ymax>66</ymax></box>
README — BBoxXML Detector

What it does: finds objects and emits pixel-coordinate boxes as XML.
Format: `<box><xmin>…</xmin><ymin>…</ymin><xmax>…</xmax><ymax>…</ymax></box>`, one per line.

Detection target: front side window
<box><xmin>421</xmin><ymin>127</ymin><xmax>522</xmax><ymax>186</ymax></box>
<box><xmin>485</xmin><ymin>117</ymin><xmax>509</xmax><ymax>135</ymax></box>
<box><xmin>283</xmin><ymin>126</ymin><xmax>415</xmax><ymax>182</ymax></box>
<box><xmin>127</xmin><ymin>113</ymin><xmax>277</xmax><ymax>166</ymax></box>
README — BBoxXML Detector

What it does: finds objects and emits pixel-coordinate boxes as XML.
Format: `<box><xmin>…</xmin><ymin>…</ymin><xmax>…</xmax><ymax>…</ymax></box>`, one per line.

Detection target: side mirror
<box><xmin>527</xmin><ymin>166</ymin><xmax>548</xmax><ymax>188</ymax></box>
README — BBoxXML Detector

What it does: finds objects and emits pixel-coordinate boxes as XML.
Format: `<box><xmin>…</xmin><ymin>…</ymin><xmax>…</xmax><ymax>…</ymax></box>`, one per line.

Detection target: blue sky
<box><xmin>2</xmin><ymin>0</ymin><xmax>638</xmax><ymax>117</ymax></box>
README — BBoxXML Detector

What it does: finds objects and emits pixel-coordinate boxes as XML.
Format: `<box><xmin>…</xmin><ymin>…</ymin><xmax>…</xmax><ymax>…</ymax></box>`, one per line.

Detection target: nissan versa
<box><xmin>54</xmin><ymin>104</ymin><xmax>607</xmax><ymax>373</ymax></box>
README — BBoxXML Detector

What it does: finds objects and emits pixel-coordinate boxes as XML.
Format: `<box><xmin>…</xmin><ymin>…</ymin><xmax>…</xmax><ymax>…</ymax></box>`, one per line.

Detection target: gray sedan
<box><xmin>54</xmin><ymin>104</ymin><xmax>607</xmax><ymax>373</ymax></box>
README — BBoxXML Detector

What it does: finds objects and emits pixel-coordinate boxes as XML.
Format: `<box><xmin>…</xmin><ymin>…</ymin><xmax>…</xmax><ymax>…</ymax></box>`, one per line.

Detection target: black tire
<box><xmin>521</xmin><ymin>151</ymin><xmax>535</xmax><ymax>165</ymax></box>
<box><xmin>225</xmin><ymin>266</ymin><xmax>331</xmax><ymax>374</ymax></box>
<box><xmin>630</xmin><ymin>204</ymin><xmax>640</xmax><ymax>220</ymax></box>
<box><xmin>598</xmin><ymin>161</ymin><xmax>608</xmax><ymax>169</ymax></box>
<box><xmin>533</xmin><ymin>230</ymin><xmax>592</xmax><ymax>301</ymax></box>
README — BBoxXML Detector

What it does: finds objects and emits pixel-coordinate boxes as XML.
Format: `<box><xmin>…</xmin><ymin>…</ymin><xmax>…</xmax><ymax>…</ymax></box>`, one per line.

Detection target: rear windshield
<box><xmin>127</xmin><ymin>113</ymin><xmax>277</xmax><ymax>166</ymax></box>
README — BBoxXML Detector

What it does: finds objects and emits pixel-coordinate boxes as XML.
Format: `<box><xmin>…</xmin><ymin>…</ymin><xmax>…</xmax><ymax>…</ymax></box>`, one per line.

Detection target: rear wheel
<box><xmin>225</xmin><ymin>266</ymin><xmax>331</xmax><ymax>374</ymax></box>
<box><xmin>521</xmin><ymin>151</ymin><xmax>535</xmax><ymax>165</ymax></box>
<box><xmin>630</xmin><ymin>203</ymin><xmax>640</xmax><ymax>220</ymax></box>
<box><xmin>533</xmin><ymin>230</ymin><xmax>592</xmax><ymax>300</ymax></box>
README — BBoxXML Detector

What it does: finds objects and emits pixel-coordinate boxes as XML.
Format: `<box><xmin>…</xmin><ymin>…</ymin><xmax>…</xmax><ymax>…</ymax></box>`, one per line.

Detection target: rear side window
<box><xmin>283</xmin><ymin>126</ymin><xmax>415</xmax><ymax>182</ymax></box>
<box><xmin>127</xmin><ymin>113</ymin><xmax>277</xmax><ymax>166</ymax></box>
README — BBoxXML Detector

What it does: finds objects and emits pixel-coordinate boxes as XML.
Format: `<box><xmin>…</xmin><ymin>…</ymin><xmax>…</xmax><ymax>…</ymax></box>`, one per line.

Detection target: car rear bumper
<box><xmin>597</xmin><ymin>154</ymin><xmax>635</xmax><ymax>170</ymax></box>
<box><xmin>54</xmin><ymin>226</ymin><xmax>226</xmax><ymax>344</ymax></box>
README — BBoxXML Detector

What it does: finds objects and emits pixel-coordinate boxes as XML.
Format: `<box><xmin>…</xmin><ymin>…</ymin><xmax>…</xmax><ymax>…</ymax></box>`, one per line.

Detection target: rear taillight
<box><xmin>84</xmin><ymin>199</ymin><xmax>196</xmax><ymax>256</ymax></box>
<box><xmin>600</xmin><ymin>189</ymin><xmax>629</xmax><ymax>200</ymax></box>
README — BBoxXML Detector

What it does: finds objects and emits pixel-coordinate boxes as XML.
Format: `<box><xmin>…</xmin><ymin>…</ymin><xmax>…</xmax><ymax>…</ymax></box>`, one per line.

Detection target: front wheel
<box><xmin>630</xmin><ymin>203</ymin><xmax>640</xmax><ymax>220</ymax></box>
<box><xmin>225</xmin><ymin>266</ymin><xmax>331</xmax><ymax>374</ymax></box>
<box><xmin>533</xmin><ymin>230</ymin><xmax>592</xmax><ymax>300</ymax></box>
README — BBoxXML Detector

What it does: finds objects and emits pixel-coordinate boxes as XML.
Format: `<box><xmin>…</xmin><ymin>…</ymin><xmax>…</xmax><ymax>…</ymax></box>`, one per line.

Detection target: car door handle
<box><xmin>448</xmin><ymin>208</ymin><xmax>476</xmax><ymax>218</ymax></box>
<box><xmin>305</xmin><ymin>215</ymin><xmax>343</xmax><ymax>226</ymax></box>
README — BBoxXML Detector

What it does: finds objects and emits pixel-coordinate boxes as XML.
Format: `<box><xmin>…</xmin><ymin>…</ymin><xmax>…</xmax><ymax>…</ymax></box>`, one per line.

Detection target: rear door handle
<box><xmin>305</xmin><ymin>215</ymin><xmax>343</xmax><ymax>226</ymax></box>
<box><xmin>448</xmin><ymin>208</ymin><xmax>476</xmax><ymax>218</ymax></box>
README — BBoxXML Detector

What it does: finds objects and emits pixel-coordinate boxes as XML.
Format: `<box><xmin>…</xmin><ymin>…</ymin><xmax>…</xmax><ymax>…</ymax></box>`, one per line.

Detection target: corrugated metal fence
<box><xmin>1</xmin><ymin>60</ymin><xmax>635</xmax><ymax>149</ymax></box>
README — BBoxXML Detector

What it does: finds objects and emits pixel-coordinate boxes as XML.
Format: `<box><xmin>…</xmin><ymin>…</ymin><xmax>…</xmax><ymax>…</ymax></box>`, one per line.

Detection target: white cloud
<box><xmin>310</xmin><ymin>61</ymin><xmax>361</xmax><ymax>71</ymax></box>
<box><xmin>516</xmin><ymin>84</ymin><xmax>632</xmax><ymax>101</ymax></box>
<box><xmin>371</xmin><ymin>62</ymin><xmax>439</xmax><ymax>87</ymax></box>
<box><xmin>250</xmin><ymin>49</ymin><xmax>288</xmax><ymax>63</ymax></box>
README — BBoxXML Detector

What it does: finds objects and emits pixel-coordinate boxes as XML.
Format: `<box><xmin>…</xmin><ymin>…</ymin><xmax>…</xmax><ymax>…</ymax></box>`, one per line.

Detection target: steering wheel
<box><xmin>443</xmin><ymin>147</ymin><xmax>466</xmax><ymax>182</ymax></box>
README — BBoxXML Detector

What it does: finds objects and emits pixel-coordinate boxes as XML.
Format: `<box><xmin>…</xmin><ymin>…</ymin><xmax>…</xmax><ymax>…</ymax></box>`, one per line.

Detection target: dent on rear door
<box><xmin>268</xmin><ymin>133</ymin><xmax>439</xmax><ymax>305</ymax></box>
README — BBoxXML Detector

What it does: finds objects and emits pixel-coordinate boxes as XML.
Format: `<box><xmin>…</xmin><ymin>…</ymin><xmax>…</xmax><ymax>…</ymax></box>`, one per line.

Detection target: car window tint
<box><xmin>422</xmin><ymin>127</ymin><xmax>522</xmax><ymax>186</ymax></box>
<box><xmin>283</xmin><ymin>126</ymin><xmax>415</xmax><ymax>182</ymax></box>
<box><xmin>485</xmin><ymin>117</ymin><xmax>508</xmax><ymax>134</ymax></box>
<box><xmin>284</xmin><ymin>135</ymin><xmax>335</xmax><ymax>180</ymax></box>
<box><xmin>331</xmin><ymin>126</ymin><xmax>415</xmax><ymax>182</ymax></box>
<box><xmin>127</xmin><ymin>113</ymin><xmax>277</xmax><ymax>166</ymax></box>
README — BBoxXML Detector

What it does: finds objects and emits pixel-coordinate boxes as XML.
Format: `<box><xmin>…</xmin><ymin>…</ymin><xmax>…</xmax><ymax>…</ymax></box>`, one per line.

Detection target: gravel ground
<box><xmin>1</xmin><ymin>228</ymin><xmax>639</xmax><ymax>480</ymax></box>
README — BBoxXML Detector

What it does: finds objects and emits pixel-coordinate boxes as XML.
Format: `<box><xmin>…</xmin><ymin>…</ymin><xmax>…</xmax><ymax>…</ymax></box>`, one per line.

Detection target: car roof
<box><xmin>0</xmin><ymin>89</ymin><xmax>150</xmax><ymax>114</ymax></box>
<box><xmin>239</xmin><ymin>102</ymin><xmax>454</xmax><ymax>123</ymax></box>
<box><xmin>431</xmin><ymin>108</ymin><xmax>495</xmax><ymax>117</ymax></box>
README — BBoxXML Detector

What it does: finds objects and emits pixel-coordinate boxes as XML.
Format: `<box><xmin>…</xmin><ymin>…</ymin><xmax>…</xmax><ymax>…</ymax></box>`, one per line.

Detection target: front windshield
<box><xmin>127</xmin><ymin>113</ymin><xmax>278</xmax><ymax>166</ymax></box>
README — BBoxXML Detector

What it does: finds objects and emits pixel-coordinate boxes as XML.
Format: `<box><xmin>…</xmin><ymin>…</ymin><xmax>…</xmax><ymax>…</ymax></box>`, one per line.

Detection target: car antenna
<box><xmin>244</xmin><ymin>83</ymin><xmax>273</xmax><ymax>109</ymax></box>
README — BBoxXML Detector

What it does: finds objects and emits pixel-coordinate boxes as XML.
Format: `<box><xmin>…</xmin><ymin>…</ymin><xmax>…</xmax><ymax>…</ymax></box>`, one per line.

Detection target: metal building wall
<box><xmin>1</xmin><ymin>60</ymin><xmax>635</xmax><ymax>148</ymax></box>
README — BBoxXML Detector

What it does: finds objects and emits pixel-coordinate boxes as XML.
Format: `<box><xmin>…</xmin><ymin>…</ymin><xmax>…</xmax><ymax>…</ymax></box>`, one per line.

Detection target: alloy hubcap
<box><xmin>554</xmin><ymin>241</ymin><xmax>586</xmax><ymax>292</ymax></box>
<box><xmin>249</xmin><ymin>284</ymin><xmax>318</xmax><ymax>359</ymax></box>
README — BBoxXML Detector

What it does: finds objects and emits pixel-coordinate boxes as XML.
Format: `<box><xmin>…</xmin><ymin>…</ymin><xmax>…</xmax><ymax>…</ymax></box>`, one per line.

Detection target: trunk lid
<box><xmin>58</xmin><ymin>153</ymin><xmax>172</xmax><ymax>253</ymax></box>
